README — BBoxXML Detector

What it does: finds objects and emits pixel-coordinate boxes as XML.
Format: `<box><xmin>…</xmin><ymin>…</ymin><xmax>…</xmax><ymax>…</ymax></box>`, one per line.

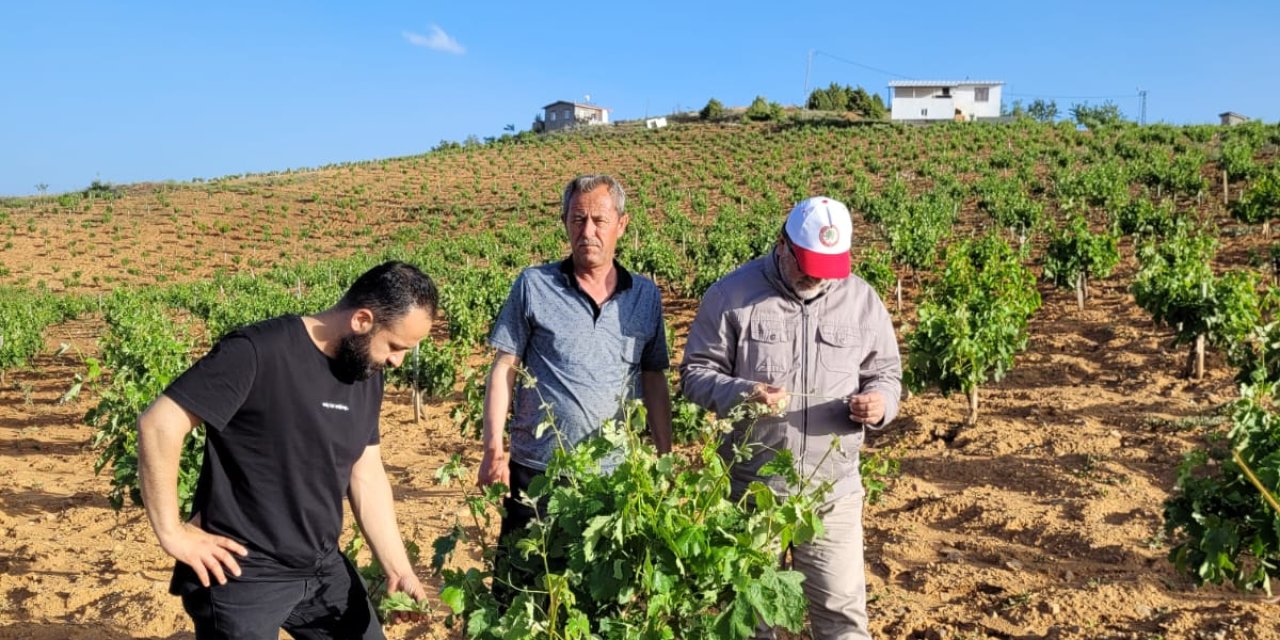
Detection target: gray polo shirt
<box><xmin>490</xmin><ymin>259</ymin><xmax>668</xmax><ymax>472</ymax></box>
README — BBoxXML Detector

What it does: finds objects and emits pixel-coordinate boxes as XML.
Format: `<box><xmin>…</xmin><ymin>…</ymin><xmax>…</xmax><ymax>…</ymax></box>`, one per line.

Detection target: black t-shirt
<box><xmin>165</xmin><ymin>315</ymin><xmax>382</xmax><ymax>591</ymax></box>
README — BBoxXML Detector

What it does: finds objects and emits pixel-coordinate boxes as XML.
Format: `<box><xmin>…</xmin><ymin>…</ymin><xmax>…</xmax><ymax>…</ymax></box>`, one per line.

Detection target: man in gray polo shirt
<box><xmin>478</xmin><ymin>174</ymin><xmax>673</xmax><ymax>591</ymax></box>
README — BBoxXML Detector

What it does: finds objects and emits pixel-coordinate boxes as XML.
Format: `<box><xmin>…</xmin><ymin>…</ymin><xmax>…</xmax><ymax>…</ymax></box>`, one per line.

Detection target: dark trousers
<box><xmin>493</xmin><ymin>459</ymin><xmax>550</xmax><ymax>603</ymax></box>
<box><xmin>179</xmin><ymin>554</ymin><xmax>383</xmax><ymax>640</ymax></box>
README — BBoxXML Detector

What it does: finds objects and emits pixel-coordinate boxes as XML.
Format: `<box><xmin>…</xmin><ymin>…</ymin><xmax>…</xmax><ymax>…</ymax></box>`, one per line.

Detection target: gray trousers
<box><xmin>756</xmin><ymin>490</ymin><xmax>870</xmax><ymax>640</ymax></box>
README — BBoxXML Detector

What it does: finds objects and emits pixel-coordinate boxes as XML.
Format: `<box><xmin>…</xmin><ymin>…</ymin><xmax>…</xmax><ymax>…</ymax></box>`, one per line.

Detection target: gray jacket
<box><xmin>680</xmin><ymin>255</ymin><xmax>902</xmax><ymax>501</ymax></box>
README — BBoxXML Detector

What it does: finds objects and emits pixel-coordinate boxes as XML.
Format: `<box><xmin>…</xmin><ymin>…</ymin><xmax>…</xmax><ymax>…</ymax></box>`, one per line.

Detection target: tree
<box><xmin>699</xmin><ymin>98</ymin><xmax>725</xmax><ymax>121</ymax></box>
<box><xmin>744</xmin><ymin>96</ymin><xmax>783</xmax><ymax>122</ymax></box>
<box><xmin>848</xmin><ymin>86</ymin><xmax>887</xmax><ymax>119</ymax></box>
<box><xmin>1003</xmin><ymin>99</ymin><xmax>1027</xmax><ymax>119</ymax></box>
<box><xmin>1027</xmin><ymin>99</ymin><xmax>1059</xmax><ymax>123</ymax></box>
<box><xmin>1070</xmin><ymin>101</ymin><xmax>1125</xmax><ymax>129</ymax></box>
<box><xmin>805</xmin><ymin>83</ymin><xmax>886</xmax><ymax>119</ymax></box>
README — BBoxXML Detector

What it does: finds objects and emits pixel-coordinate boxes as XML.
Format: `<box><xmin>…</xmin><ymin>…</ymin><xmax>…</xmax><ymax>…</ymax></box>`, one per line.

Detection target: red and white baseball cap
<box><xmin>784</xmin><ymin>196</ymin><xmax>853</xmax><ymax>279</ymax></box>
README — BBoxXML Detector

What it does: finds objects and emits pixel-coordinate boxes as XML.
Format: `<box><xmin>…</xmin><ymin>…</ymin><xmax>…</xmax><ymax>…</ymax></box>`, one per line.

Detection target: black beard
<box><xmin>334</xmin><ymin>331</ymin><xmax>382</xmax><ymax>381</ymax></box>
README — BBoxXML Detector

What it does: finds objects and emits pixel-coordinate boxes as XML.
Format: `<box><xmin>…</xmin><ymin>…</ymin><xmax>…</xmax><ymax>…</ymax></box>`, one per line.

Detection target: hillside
<box><xmin>2</xmin><ymin>119</ymin><xmax>1280</xmax><ymax>639</ymax></box>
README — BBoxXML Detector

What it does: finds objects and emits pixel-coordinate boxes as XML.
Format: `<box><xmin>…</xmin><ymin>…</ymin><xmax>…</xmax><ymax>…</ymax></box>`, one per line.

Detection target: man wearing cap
<box><xmin>478</xmin><ymin>174</ymin><xmax>673</xmax><ymax>595</ymax></box>
<box><xmin>680</xmin><ymin>196</ymin><xmax>901</xmax><ymax>640</ymax></box>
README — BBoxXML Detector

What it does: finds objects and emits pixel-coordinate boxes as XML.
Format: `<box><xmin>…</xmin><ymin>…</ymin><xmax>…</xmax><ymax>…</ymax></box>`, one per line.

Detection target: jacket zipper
<box><xmin>799</xmin><ymin>305</ymin><xmax>810</xmax><ymax>465</ymax></box>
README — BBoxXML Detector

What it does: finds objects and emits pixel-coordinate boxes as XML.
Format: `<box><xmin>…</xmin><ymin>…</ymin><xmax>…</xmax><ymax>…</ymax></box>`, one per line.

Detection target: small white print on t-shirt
<box><xmin>322</xmin><ymin>402</ymin><xmax>351</xmax><ymax>412</ymax></box>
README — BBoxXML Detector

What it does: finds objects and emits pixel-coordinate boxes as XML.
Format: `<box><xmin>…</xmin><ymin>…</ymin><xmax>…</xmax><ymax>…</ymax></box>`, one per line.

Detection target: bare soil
<box><xmin>3</xmin><ymin>265</ymin><xmax>1277</xmax><ymax>639</ymax></box>
<box><xmin>3</xmin><ymin>132</ymin><xmax>1279</xmax><ymax>639</ymax></box>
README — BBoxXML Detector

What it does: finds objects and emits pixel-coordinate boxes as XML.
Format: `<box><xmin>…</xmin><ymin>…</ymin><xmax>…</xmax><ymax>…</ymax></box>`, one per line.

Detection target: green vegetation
<box><xmin>1042</xmin><ymin>215</ymin><xmax>1120</xmax><ymax>310</ymax></box>
<box><xmin>1132</xmin><ymin>228</ymin><xmax>1261</xmax><ymax>380</ymax></box>
<box><xmin>743</xmin><ymin>96</ymin><xmax>784</xmax><ymax>122</ymax></box>
<box><xmin>805</xmin><ymin>82</ymin><xmax>886</xmax><ymax>119</ymax></box>
<box><xmin>432</xmin><ymin>400</ymin><xmax>831</xmax><ymax>639</ymax></box>
<box><xmin>904</xmin><ymin>235</ymin><xmax>1041</xmax><ymax>425</ymax></box>
<box><xmin>1071</xmin><ymin>101</ymin><xmax>1127</xmax><ymax>129</ymax></box>
<box><xmin>699</xmin><ymin>98</ymin><xmax>724</xmax><ymax>121</ymax></box>
<box><xmin>3</xmin><ymin>114</ymin><xmax>1280</xmax><ymax>621</ymax></box>
<box><xmin>0</xmin><ymin>288</ymin><xmax>84</xmax><ymax>384</ymax></box>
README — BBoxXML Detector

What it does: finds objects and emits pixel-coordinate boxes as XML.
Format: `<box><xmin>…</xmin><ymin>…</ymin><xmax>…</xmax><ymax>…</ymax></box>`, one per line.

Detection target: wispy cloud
<box><xmin>404</xmin><ymin>25</ymin><xmax>465</xmax><ymax>55</ymax></box>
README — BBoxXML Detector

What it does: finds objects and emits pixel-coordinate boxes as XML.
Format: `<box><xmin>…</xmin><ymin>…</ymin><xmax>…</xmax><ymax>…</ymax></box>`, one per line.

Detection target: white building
<box><xmin>888</xmin><ymin>80</ymin><xmax>1004</xmax><ymax>122</ymax></box>
<box><xmin>542</xmin><ymin>101</ymin><xmax>610</xmax><ymax>132</ymax></box>
<box><xmin>1219</xmin><ymin>111</ymin><xmax>1249</xmax><ymax>126</ymax></box>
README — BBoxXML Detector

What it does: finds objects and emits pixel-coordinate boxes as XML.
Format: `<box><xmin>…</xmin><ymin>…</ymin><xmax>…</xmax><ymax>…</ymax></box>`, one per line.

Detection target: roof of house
<box><xmin>888</xmin><ymin>80</ymin><xmax>1004</xmax><ymax>88</ymax></box>
<box><xmin>543</xmin><ymin>101</ymin><xmax>609</xmax><ymax>111</ymax></box>
<box><xmin>1219</xmin><ymin>111</ymin><xmax>1248</xmax><ymax>119</ymax></box>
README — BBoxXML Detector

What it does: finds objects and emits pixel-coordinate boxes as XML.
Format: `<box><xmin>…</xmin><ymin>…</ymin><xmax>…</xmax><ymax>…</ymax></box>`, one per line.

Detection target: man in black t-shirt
<box><xmin>138</xmin><ymin>261</ymin><xmax>438</xmax><ymax>640</ymax></box>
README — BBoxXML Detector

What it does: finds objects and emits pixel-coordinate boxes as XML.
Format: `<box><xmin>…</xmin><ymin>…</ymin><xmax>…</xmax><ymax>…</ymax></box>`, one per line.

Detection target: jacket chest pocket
<box><xmin>747</xmin><ymin>317</ymin><xmax>796</xmax><ymax>384</ymax></box>
<box><xmin>817</xmin><ymin>324</ymin><xmax>863</xmax><ymax>375</ymax></box>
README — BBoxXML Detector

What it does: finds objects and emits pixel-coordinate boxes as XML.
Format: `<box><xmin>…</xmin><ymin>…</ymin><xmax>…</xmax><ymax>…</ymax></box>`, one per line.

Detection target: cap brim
<box><xmin>792</xmin><ymin>245</ymin><xmax>850</xmax><ymax>279</ymax></box>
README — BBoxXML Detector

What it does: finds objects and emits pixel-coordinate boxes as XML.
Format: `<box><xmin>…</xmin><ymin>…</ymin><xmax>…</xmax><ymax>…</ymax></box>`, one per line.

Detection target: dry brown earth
<box><xmin>2</xmin><ymin>127</ymin><xmax>1278</xmax><ymax>639</ymax></box>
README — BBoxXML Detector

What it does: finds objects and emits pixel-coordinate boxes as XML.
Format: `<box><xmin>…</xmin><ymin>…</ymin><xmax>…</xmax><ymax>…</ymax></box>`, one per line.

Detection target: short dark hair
<box><xmin>337</xmin><ymin>261</ymin><xmax>438</xmax><ymax>325</ymax></box>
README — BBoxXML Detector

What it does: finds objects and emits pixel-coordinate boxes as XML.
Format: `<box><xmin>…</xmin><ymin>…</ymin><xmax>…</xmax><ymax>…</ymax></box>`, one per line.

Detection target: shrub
<box><xmin>699</xmin><ymin>98</ymin><xmax>724</xmax><ymax>121</ymax></box>
<box><xmin>744</xmin><ymin>96</ymin><xmax>783</xmax><ymax>122</ymax></box>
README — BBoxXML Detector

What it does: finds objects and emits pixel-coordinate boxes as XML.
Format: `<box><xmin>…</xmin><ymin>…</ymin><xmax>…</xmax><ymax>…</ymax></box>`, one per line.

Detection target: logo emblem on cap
<box><xmin>819</xmin><ymin>225</ymin><xmax>840</xmax><ymax>248</ymax></box>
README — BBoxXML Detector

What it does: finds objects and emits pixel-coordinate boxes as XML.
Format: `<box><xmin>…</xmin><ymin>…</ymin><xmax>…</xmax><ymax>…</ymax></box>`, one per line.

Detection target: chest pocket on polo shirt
<box><xmin>618</xmin><ymin>335</ymin><xmax>641</xmax><ymax>364</ymax></box>
<box><xmin>748</xmin><ymin>317</ymin><xmax>795</xmax><ymax>383</ymax></box>
<box><xmin>817</xmin><ymin>324</ymin><xmax>862</xmax><ymax>375</ymax></box>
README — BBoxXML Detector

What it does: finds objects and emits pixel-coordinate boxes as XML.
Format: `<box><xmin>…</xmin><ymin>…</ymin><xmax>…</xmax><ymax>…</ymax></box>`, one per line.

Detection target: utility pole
<box><xmin>803</xmin><ymin>49</ymin><xmax>814</xmax><ymax>107</ymax></box>
<box><xmin>1137</xmin><ymin>88</ymin><xmax>1148</xmax><ymax>125</ymax></box>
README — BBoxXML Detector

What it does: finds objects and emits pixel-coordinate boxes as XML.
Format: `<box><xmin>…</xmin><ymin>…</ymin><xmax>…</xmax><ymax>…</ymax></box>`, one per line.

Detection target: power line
<box><xmin>1005</xmin><ymin>91</ymin><xmax>1138</xmax><ymax>100</ymax></box>
<box><xmin>811</xmin><ymin>50</ymin><xmax>914</xmax><ymax>80</ymax></box>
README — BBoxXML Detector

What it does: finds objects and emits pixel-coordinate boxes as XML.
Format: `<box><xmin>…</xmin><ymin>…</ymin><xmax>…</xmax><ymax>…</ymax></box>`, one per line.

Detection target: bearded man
<box><xmin>681</xmin><ymin>197</ymin><xmax>902</xmax><ymax>640</ymax></box>
<box><xmin>138</xmin><ymin>260</ymin><xmax>437</xmax><ymax>639</ymax></box>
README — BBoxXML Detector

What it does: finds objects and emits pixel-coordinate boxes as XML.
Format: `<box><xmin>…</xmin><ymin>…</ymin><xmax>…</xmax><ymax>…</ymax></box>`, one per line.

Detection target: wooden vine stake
<box><xmin>1232</xmin><ymin>449</ymin><xmax>1280</xmax><ymax>517</ymax></box>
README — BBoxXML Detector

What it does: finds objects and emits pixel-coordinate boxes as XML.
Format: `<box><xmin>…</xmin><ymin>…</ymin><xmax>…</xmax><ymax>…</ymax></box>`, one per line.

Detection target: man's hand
<box><xmin>848</xmin><ymin>391</ymin><xmax>886</xmax><ymax>426</ymax></box>
<box><xmin>749</xmin><ymin>383</ymin><xmax>790</xmax><ymax>416</ymax></box>
<box><xmin>385</xmin><ymin>571</ymin><xmax>429</xmax><ymax>624</ymax></box>
<box><xmin>158</xmin><ymin>521</ymin><xmax>248</xmax><ymax>587</ymax></box>
<box><xmin>478</xmin><ymin>446</ymin><xmax>510</xmax><ymax>490</ymax></box>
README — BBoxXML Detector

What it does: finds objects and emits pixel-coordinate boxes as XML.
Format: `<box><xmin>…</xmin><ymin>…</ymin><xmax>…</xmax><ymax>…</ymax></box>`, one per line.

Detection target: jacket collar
<box><xmin>764</xmin><ymin>251</ymin><xmax>830</xmax><ymax>305</ymax></box>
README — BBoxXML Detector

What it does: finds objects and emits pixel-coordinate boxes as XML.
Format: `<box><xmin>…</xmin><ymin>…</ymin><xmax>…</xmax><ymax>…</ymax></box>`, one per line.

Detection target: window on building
<box><xmin>939</xmin><ymin>87</ymin><xmax>951</xmax><ymax>98</ymax></box>
<box><xmin>975</xmin><ymin>87</ymin><xmax>990</xmax><ymax>102</ymax></box>
<box><xmin>550</xmin><ymin>112</ymin><xmax>557</xmax><ymax>121</ymax></box>
<box><xmin>564</xmin><ymin>110</ymin><xmax>571</xmax><ymax>120</ymax></box>
<box><xmin>921</xmin><ymin>108</ymin><xmax>928</xmax><ymax>116</ymax></box>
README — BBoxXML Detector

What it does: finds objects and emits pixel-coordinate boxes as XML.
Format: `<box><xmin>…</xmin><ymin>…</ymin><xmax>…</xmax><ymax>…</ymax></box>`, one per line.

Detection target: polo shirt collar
<box><xmin>558</xmin><ymin>257</ymin><xmax>633</xmax><ymax>293</ymax></box>
<box><xmin>559</xmin><ymin>257</ymin><xmax>633</xmax><ymax>321</ymax></box>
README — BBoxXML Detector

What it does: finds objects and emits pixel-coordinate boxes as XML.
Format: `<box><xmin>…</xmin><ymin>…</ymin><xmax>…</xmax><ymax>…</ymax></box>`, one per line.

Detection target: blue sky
<box><xmin>3</xmin><ymin>1</ymin><xmax>1277</xmax><ymax>196</ymax></box>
